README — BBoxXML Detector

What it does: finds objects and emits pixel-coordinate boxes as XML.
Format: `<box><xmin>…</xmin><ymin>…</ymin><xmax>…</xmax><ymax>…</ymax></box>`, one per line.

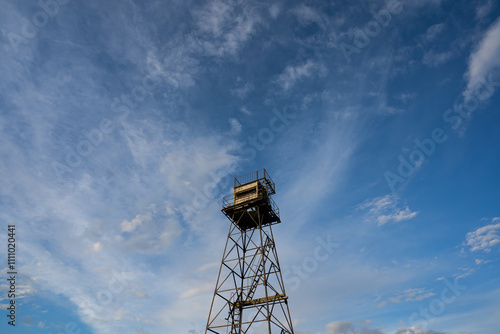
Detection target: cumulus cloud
<box><xmin>325</xmin><ymin>321</ymin><xmax>383</xmax><ymax>334</ymax></box>
<box><xmin>121</xmin><ymin>212</ymin><xmax>153</xmax><ymax>233</ymax></box>
<box><xmin>325</xmin><ymin>323</ymin><xmax>455</xmax><ymax>334</ymax></box>
<box><xmin>465</xmin><ymin>217</ymin><xmax>500</xmax><ymax>252</ymax></box>
<box><xmin>395</xmin><ymin>327</ymin><xmax>449</xmax><ymax>334</ymax></box>
<box><xmin>464</xmin><ymin>17</ymin><xmax>500</xmax><ymax>99</ymax></box>
<box><xmin>474</xmin><ymin>258</ymin><xmax>491</xmax><ymax>265</ymax></box>
<box><xmin>358</xmin><ymin>195</ymin><xmax>418</xmax><ymax>226</ymax></box>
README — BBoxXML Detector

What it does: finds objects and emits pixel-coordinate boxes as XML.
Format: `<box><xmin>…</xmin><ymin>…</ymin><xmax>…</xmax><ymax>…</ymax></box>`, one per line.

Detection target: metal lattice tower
<box><xmin>205</xmin><ymin>169</ymin><xmax>294</xmax><ymax>334</ymax></box>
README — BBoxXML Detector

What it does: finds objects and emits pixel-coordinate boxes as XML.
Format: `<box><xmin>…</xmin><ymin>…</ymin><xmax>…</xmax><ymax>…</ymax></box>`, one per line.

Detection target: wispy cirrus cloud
<box><xmin>291</xmin><ymin>3</ymin><xmax>327</xmax><ymax>27</ymax></box>
<box><xmin>190</xmin><ymin>0</ymin><xmax>262</xmax><ymax>57</ymax></box>
<box><xmin>387</xmin><ymin>288</ymin><xmax>436</xmax><ymax>303</ymax></box>
<box><xmin>325</xmin><ymin>322</ymin><xmax>452</xmax><ymax>334</ymax></box>
<box><xmin>464</xmin><ymin>17</ymin><xmax>500</xmax><ymax>99</ymax></box>
<box><xmin>1</xmin><ymin>1</ymin><xmax>499</xmax><ymax>333</ymax></box>
<box><xmin>475</xmin><ymin>0</ymin><xmax>494</xmax><ymax>21</ymax></box>
<box><xmin>425</xmin><ymin>23</ymin><xmax>446</xmax><ymax>42</ymax></box>
<box><xmin>275</xmin><ymin>59</ymin><xmax>327</xmax><ymax>91</ymax></box>
<box><xmin>422</xmin><ymin>50</ymin><xmax>454</xmax><ymax>67</ymax></box>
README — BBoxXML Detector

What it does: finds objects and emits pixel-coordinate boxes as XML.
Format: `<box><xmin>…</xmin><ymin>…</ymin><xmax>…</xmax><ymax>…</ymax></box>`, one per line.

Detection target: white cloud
<box><xmin>325</xmin><ymin>321</ymin><xmax>383</xmax><ymax>334</ymax></box>
<box><xmin>116</xmin><ymin>205</ymin><xmax>182</xmax><ymax>254</ymax></box>
<box><xmin>0</xmin><ymin>282</ymin><xmax>36</xmax><ymax>299</ymax></box>
<box><xmin>269</xmin><ymin>3</ymin><xmax>281</xmax><ymax>19</ymax></box>
<box><xmin>387</xmin><ymin>288</ymin><xmax>435</xmax><ymax>303</ymax></box>
<box><xmin>91</xmin><ymin>242</ymin><xmax>102</xmax><ymax>252</ymax></box>
<box><xmin>454</xmin><ymin>266</ymin><xmax>476</xmax><ymax>279</ymax></box>
<box><xmin>395</xmin><ymin>93</ymin><xmax>417</xmax><ymax>103</ymax></box>
<box><xmin>179</xmin><ymin>283</ymin><xmax>213</xmax><ymax>299</ymax></box>
<box><xmin>475</xmin><ymin>0</ymin><xmax>494</xmax><ymax>20</ymax></box>
<box><xmin>195</xmin><ymin>0</ymin><xmax>232</xmax><ymax>36</ymax></box>
<box><xmin>159</xmin><ymin>135</ymin><xmax>238</xmax><ymax>214</ymax></box>
<box><xmin>405</xmin><ymin>0</ymin><xmax>445</xmax><ymax>7</ymax></box>
<box><xmin>395</xmin><ymin>327</ymin><xmax>448</xmax><ymax>334</ymax></box>
<box><xmin>326</xmin><ymin>321</ymin><xmax>355</xmax><ymax>334</ymax></box>
<box><xmin>359</xmin><ymin>195</ymin><xmax>418</xmax><ymax>226</ymax></box>
<box><xmin>464</xmin><ymin>17</ymin><xmax>500</xmax><ymax>99</ymax></box>
<box><xmin>196</xmin><ymin>261</ymin><xmax>219</xmax><ymax>272</ymax></box>
<box><xmin>231</xmin><ymin>81</ymin><xmax>254</xmax><ymax>99</ymax></box>
<box><xmin>155</xmin><ymin>48</ymin><xmax>199</xmax><ymax>88</ymax></box>
<box><xmin>292</xmin><ymin>4</ymin><xmax>325</xmax><ymax>27</ymax></box>
<box><xmin>140</xmin><ymin>0</ymin><xmax>262</xmax><ymax>86</ymax></box>
<box><xmin>474</xmin><ymin>258</ymin><xmax>491</xmax><ymax>265</ymax></box>
<box><xmin>240</xmin><ymin>106</ymin><xmax>252</xmax><ymax>115</ymax></box>
<box><xmin>2</xmin><ymin>1</ymin><xmax>497</xmax><ymax>333</ymax></box>
<box><xmin>190</xmin><ymin>0</ymin><xmax>262</xmax><ymax>57</ymax></box>
<box><xmin>121</xmin><ymin>212</ymin><xmax>153</xmax><ymax>233</ymax></box>
<box><xmin>229</xmin><ymin>118</ymin><xmax>242</xmax><ymax>134</ymax></box>
<box><xmin>422</xmin><ymin>50</ymin><xmax>454</xmax><ymax>67</ymax></box>
<box><xmin>326</xmin><ymin>323</ymin><xmax>456</xmax><ymax>334</ymax></box>
<box><xmin>465</xmin><ymin>218</ymin><xmax>500</xmax><ymax>252</ymax></box>
<box><xmin>0</xmin><ymin>100</ymin><xmax>237</xmax><ymax>332</ymax></box>
<box><xmin>279</xmin><ymin>112</ymin><xmax>358</xmax><ymax>231</ymax></box>
<box><xmin>276</xmin><ymin>59</ymin><xmax>326</xmax><ymax>91</ymax></box>
<box><xmin>425</xmin><ymin>23</ymin><xmax>446</xmax><ymax>41</ymax></box>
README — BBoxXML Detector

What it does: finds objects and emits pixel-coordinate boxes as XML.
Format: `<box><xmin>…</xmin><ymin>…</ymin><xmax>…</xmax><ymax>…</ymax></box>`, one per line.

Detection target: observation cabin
<box><xmin>221</xmin><ymin>169</ymin><xmax>281</xmax><ymax>231</ymax></box>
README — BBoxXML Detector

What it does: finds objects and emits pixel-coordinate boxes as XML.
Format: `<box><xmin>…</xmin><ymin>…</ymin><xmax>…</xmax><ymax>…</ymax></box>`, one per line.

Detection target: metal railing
<box><xmin>222</xmin><ymin>192</ymin><xmax>280</xmax><ymax>219</ymax></box>
<box><xmin>222</xmin><ymin>194</ymin><xmax>234</xmax><ymax>209</ymax></box>
<box><xmin>234</xmin><ymin>169</ymin><xmax>275</xmax><ymax>195</ymax></box>
<box><xmin>268</xmin><ymin>195</ymin><xmax>280</xmax><ymax>218</ymax></box>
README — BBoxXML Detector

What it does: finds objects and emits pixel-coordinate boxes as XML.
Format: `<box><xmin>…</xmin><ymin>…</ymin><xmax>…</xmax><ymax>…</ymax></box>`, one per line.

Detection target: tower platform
<box><xmin>221</xmin><ymin>169</ymin><xmax>280</xmax><ymax>230</ymax></box>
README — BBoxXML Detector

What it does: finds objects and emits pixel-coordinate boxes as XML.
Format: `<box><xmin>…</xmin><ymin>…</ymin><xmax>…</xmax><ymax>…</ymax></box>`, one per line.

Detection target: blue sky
<box><xmin>1</xmin><ymin>0</ymin><xmax>500</xmax><ymax>333</ymax></box>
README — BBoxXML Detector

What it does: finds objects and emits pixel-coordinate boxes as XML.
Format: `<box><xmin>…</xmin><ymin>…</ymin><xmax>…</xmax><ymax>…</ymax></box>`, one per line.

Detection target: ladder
<box><xmin>246</xmin><ymin>236</ymin><xmax>273</xmax><ymax>302</ymax></box>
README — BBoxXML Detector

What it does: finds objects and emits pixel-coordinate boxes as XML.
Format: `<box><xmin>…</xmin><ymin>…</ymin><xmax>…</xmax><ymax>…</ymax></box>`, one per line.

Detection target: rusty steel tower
<box><xmin>205</xmin><ymin>169</ymin><xmax>294</xmax><ymax>334</ymax></box>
